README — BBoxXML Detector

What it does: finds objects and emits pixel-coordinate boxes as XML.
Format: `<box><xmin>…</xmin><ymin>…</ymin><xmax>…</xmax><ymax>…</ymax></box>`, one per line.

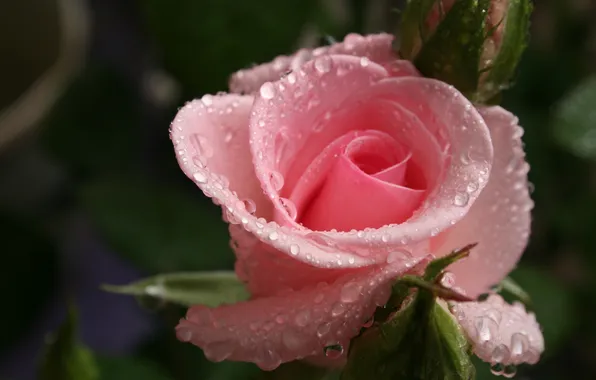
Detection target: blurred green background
<box><xmin>1</xmin><ymin>0</ymin><xmax>595</xmax><ymax>379</ymax></box>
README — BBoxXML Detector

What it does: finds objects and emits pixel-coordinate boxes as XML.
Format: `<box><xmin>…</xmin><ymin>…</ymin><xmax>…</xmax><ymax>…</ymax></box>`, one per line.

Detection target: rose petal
<box><xmin>229</xmin><ymin>33</ymin><xmax>418</xmax><ymax>94</ymax></box>
<box><xmin>176</xmin><ymin>259</ymin><xmax>423</xmax><ymax>370</ymax></box>
<box><xmin>171</xmin><ymin>94</ymin><xmax>272</xmax><ymax>218</ymax></box>
<box><xmin>450</xmin><ymin>294</ymin><xmax>544</xmax><ymax>365</ymax></box>
<box><xmin>251</xmin><ymin>54</ymin><xmax>493</xmax><ymax>262</ymax></box>
<box><xmin>433</xmin><ymin>107</ymin><xmax>533</xmax><ymax>296</ymax></box>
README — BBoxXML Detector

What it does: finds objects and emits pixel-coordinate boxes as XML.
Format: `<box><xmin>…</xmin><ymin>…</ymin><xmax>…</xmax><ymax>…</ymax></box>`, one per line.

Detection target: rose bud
<box><xmin>398</xmin><ymin>0</ymin><xmax>533</xmax><ymax>103</ymax></box>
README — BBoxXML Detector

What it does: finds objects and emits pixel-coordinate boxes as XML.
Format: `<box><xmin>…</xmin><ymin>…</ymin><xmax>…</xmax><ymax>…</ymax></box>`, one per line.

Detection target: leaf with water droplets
<box><xmin>38</xmin><ymin>306</ymin><xmax>99</xmax><ymax>380</ymax></box>
<box><xmin>102</xmin><ymin>271</ymin><xmax>249</xmax><ymax>308</ymax></box>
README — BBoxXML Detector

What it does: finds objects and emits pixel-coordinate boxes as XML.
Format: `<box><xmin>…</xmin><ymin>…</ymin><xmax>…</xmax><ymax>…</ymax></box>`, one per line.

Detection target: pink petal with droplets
<box><xmin>171</xmin><ymin>94</ymin><xmax>272</xmax><ymax>218</ymax></box>
<box><xmin>433</xmin><ymin>107</ymin><xmax>533</xmax><ymax>296</ymax></box>
<box><xmin>172</xmin><ymin>85</ymin><xmax>373</xmax><ymax>269</ymax></box>
<box><xmin>250</xmin><ymin>53</ymin><xmax>493</xmax><ymax>263</ymax></box>
<box><xmin>450</xmin><ymin>294</ymin><xmax>544</xmax><ymax>365</ymax></box>
<box><xmin>229</xmin><ymin>33</ymin><xmax>419</xmax><ymax>94</ymax></box>
<box><xmin>176</xmin><ymin>258</ymin><xmax>425</xmax><ymax>370</ymax></box>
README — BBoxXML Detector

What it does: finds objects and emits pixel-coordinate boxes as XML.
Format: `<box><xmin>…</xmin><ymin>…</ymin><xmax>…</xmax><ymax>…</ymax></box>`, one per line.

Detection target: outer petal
<box><xmin>175</xmin><ymin>259</ymin><xmax>423</xmax><ymax>370</ymax></box>
<box><xmin>229</xmin><ymin>33</ymin><xmax>419</xmax><ymax>94</ymax></box>
<box><xmin>171</xmin><ymin>94</ymin><xmax>272</xmax><ymax>217</ymax></box>
<box><xmin>450</xmin><ymin>295</ymin><xmax>544</xmax><ymax>365</ymax></box>
<box><xmin>434</xmin><ymin>107</ymin><xmax>533</xmax><ymax>296</ymax></box>
<box><xmin>250</xmin><ymin>54</ymin><xmax>493</xmax><ymax>263</ymax></box>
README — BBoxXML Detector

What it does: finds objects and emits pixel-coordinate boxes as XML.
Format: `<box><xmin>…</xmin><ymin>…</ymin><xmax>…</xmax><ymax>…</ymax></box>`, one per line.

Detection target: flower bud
<box><xmin>398</xmin><ymin>0</ymin><xmax>533</xmax><ymax>104</ymax></box>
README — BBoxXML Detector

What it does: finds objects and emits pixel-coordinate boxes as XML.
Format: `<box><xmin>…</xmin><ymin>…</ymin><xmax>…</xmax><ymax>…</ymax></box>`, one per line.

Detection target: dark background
<box><xmin>1</xmin><ymin>0</ymin><xmax>595</xmax><ymax>379</ymax></box>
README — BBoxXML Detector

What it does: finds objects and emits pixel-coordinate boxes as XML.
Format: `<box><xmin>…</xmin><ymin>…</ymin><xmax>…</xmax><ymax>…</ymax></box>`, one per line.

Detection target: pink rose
<box><xmin>172</xmin><ymin>34</ymin><xmax>543</xmax><ymax>370</ymax></box>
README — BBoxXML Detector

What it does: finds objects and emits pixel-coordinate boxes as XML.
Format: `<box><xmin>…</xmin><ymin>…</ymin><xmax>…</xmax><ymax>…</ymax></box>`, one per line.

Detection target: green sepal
<box><xmin>38</xmin><ymin>306</ymin><xmax>99</xmax><ymax>380</ymax></box>
<box><xmin>477</xmin><ymin>0</ymin><xmax>533</xmax><ymax>102</ymax></box>
<box><xmin>397</xmin><ymin>0</ymin><xmax>440</xmax><ymax>60</ymax></box>
<box><xmin>342</xmin><ymin>292</ymin><xmax>475</xmax><ymax>380</ymax></box>
<box><xmin>102</xmin><ymin>271</ymin><xmax>249</xmax><ymax>308</ymax></box>
<box><xmin>342</xmin><ymin>246</ymin><xmax>478</xmax><ymax>380</ymax></box>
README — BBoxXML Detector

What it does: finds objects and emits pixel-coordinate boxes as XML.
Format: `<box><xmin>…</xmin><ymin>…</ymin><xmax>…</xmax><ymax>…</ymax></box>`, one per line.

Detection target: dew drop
<box><xmin>201</xmin><ymin>94</ymin><xmax>213</xmax><ymax>106</ymax></box>
<box><xmin>466</xmin><ymin>182</ymin><xmax>479</xmax><ymax>193</ymax></box>
<box><xmin>440</xmin><ymin>272</ymin><xmax>456</xmax><ymax>288</ymax></box>
<box><xmin>510</xmin><ymin>332</ymin><xmax>529</xmax><ymax>358</ymax></box>
<box><xmin>314</xmin><ymin>56</ymin><xmax>332</xmax><ymax>73</ymax></box>
<box><xmin>287</xmin><ymin>72</ymin><xmax>296</xmax><ymax>84</ymax></box>
<box><xmin>360</xmin><ymin>57</ymin><xmax>370</xmax><ymax>67</ymax></box>
<box><xmin>387</xmin><ymin>249</ymin><xmax>411</xmax><ymax>264</ymax></box>
<box><xmin>490</xmin><ymin>363</ymin><xmax>505</xmax><ymax>376</ymax></box>
<box><xmin>275</xmin><ymin>314</ymin><xmax>286</xmax><ymax>324</ymax></box>
<box><xmin>260</xmin><ymin>82</ymin><xmax>276</xmax><ymax>99</ymax></box>
<box><xmin>295</xmin><ymin>310</ymin><xmax>310</xmax><ymax>327</ymax></box>
<box><xmin>381</xmin><ymin>233</ymin><xmax>390</xmax><ymax>243</ymax></box>
<box><xmin>282</xmin><ymin>329</ymin><xmax>304</xmax><ymax>350</ymax></box>
<box><xmin>503</xmin><ymin>364</ymin><xmax>517</xmax><ymax>378</ymax></box>
<box><xmin>314</xmin><ymin>293</ymin><xmax>325</xmax><ymax>304</ymax></box>
<box><xmin>331</xmin><ymin>303</ymin><xmax>346</xmax><ymax>317</ymax></box>
<box><xmin>486</xmin><ymin>308</ymin><xmax>502</xmax><ymax>324</ymax></box>
<box><xmin>454</xmin><ymin>193</ymin><xmax>470</xmax><ymax>207</ymax></box>
<box><xmin>340</xmin><ymin>282</ymin><xmax>362</xmax><ymax>303</ymax></box>
<box><xmin>317</xmin><ymin>322</ymin><xmax>331</xmax><ymax>337</ymax></box>
<box><xmin>280</xmin><ymin>197</ymin><xmax>297</xmax><ymax>220</ymax></box>
<box><xmin>242</xmin><ymin>199</ymin><xmax>256</xmax><ymax>214</ymax></box>
<box><xmin>475</xmin><ymin>316</ymin><xmax>497</xmax><ymax>344</ymax></box>
<box><xmin>193</xmin><ymin>171</ymin><xmax>207</xmax><ymax>184</ymax></box>
<box><xmin>269</xmin><ymin>231</ymin><xmax>279</xmax><ymax>241</ymax></box>
<box><xmin>224</xmin><ymin>131</ymin><xmax>234</xmax><ymax>143</ymax></box>
<box><xmin>324</xmin><ymin>344</ymin><xmax>344</xmax><ymax>359</ymax></box>
<box><xmin>491</xmin><ymin>344</ymin><xmax>510</xmax><ymax>364</ymax></box>
<box><xmin>269</xmin><ymin>171</ymin><xmax>285</xmax><ymax>191</ymax></box>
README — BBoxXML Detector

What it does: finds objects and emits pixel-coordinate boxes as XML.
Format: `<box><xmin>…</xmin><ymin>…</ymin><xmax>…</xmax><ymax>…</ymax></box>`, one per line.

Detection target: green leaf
<box><xmin>552</xmin><ymin>75</ymin><xmax>596</xmax><ymax>161</ymax></box>
<box><xmin>80</xmin><ymin>178</ymin><xmax>233</xmax><ymax>272</ymax></box>
<box><xmin>139</xmin><ymin>0</ymin><xmax>320</xmax><ymax>94</ymax></box>
<box><xmin>103</xmin><ymin>271</ymin><xmax>249</xmax><ymax>307</ymax></box>
<box><xmin>38</xmin><ymin>306</ymin><xmax>99</xmax><ymax>380</ymax></box>
<box><xmin>342</xmin><ymin>294</ymin><xmax>474</xmax><ymax>380</ymax></box>
<box><xmin>493</xmin><ymin>276</ymin><xmax>532</xmax><ymax>306</ymax></box>
<box><xmin>97</xmin><ymin>356</ymin><xmax>173</xmax><ymax>380</ymax></box>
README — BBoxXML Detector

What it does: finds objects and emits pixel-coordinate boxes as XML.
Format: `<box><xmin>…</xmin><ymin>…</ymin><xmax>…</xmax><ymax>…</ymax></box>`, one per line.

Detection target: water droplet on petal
<box><xmin>466</xmin><ymin>182</ymin><xmax>479</xmax><ymax>193</ymax></box>
<box><xmin>282</xmin><ymin>329</ymin><xmax>304</xmax><ymax>350</ymax></box>
<box><xmin>314</xmin><ymin>56</ymin><xmax>332</xmax><ymax>73</ymax></box>
<box><xmin>317</xmin><ymin>322</ymin><xmax>331</xmax><ymax>337</ymax></box>
<box><xmin>360</xmin><ymin>57</ymin><xmax>370</xmax><ymax>67</ymax></box>
<box><xmin>486</xmin><ymin>308</ymin><xmax>502</xmax><ymax>324</ymax></box>
<box><xmin>287</xmin><ymin>73</ymin><xmax>296</xmax><ymax>84</ymax></box>
<box><xmin>269</xmin><ymin>231</ymin><xmax>279</xmax><ymax>241</ymax></box>
<box><xmin>454</xmin><ymin>193</ymin><xmax>470</xmax><ymax>207</ymax></box>
<box><xmin>324</xmin><ymin>344</ymin><xmax>344</xmax><ymax>359</ymax></box>
<box><xmin>491</xmin><ymin>344</ymin><xmax>510</xmax><ymax>364</ymax></box>
<box><xmin>224</xmin><ymin>131</ymin><xmax>234</xmax><ymax>143</ymax></box>
<box><xmin>510</xmin><ymin>332</ymin><xmax>529</xmax><ymax>358</ymax></box>
<box><xmin>331</xmin><ymin>303</ymin><xmax>346</xmax><ymax>317</ymax></box>
<box><xmin>242</xmin><ymin>199</ymin><xmax>256</xmax><ymax>214</ymax></box>
<box><xmin>503</xmin><ymin>365</ymin><xmax>517</xmax><ymax>378</ymax></box>
<box><xmin>340</xmin><ymin>282</ymin><xmax>363</xmax><ymax>303</ymax></box>
<box><xmin>387</xmin><ymin>249</ymin><xmax>411</xmax><ymax>264</ymax></box>
<box><xmin>490</xmin><ymin>363</ymin><xmax>505</xmax><ymax>376</ymax></box>
<box><xmin>314</xmin><ymin>293</ymin><xmax>325</xmax><ymax>304</ymax></box>
<box><xmin>201</xmin><ymin>94</ymin><xmax>213</xmax><ymax>106</ymax></box>
<box><xmin>295</xmin><ymin>310</ymin><xmax>310</xmax><ymax>327</ymax></box>
<box><xmin>440</xmin><ymin>272</ymin><xmax>456</xmax><ymax>288</ymax></box>
<box><xmin>280</xmin><ymin>197</ymin><xmax>297</xmax><ymax>220</ymax></box>
<box><xmin>260</xmin><ymin>82</ymin><xmax>276</xmax><ymax>99</ymax></box>
<box><xmin>193</xmin><ymin>171</ymin><xmax>207</xmax><ymax>184</ymax></box>
<box><xmin>475</xmin><ymin>316</ymin><xmax>497</xmax><ymax>344</ymax></box>
<box><xmin>269</xmin><ymin>171</ymin><xmax>285</xmax><ymax>191</ymax></box>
